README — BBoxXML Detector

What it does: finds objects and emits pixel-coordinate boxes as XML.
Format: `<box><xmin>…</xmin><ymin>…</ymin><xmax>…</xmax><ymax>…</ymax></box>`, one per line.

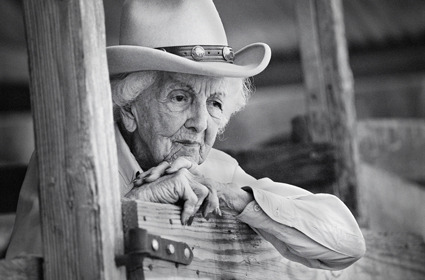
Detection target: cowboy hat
<box><xmin>107</xmin><ymin>0</ymin><xmax>271</xmax><ymax>78</ymax></box>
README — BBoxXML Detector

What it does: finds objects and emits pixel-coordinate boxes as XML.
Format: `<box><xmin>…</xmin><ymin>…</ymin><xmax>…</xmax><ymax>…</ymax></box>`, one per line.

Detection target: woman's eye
<box><xmin>165</xmin><ymin>91</ymin><xmax>192</xmax><ymax>112</ymax></box>
<box><xmin>207</xmin><ymin>99</ymin><xmax>223</xmax><ymax>118</ymax></box>
<box><xmin>172</xmin><ymin>94</ymin><xmax>188</xmax><ymax>102</ymax></box>
<box><xmin>212</xmin><ymin>101</ymin><xmax>222</xmax><ymax>111</ymax></box>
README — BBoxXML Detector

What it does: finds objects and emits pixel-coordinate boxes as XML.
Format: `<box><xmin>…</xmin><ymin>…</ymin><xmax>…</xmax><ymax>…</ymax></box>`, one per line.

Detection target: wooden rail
<box><xmin>121</xmin><ymin>199</ymin><xmax>425</xmax><ymax>280</ymax></box>
<box><xmin>2</xmin><ymin>194</ymin><xmax>425</xmax><ymax>279</ymax></box>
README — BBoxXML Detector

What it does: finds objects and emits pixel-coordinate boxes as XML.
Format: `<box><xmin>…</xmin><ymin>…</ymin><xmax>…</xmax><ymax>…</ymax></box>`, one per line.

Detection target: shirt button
<box><xmin>274</xmin><ymin>209</ymin><xmax>279</xmax><ymax>216</ymax></box>
<box><xmin>253</xmin><ymin>204</ymin><xmax>261</xmax><ymax>212</ymax></box>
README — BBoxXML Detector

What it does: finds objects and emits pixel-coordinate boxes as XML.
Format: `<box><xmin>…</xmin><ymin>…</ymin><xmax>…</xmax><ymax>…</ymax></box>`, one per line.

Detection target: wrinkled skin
<box><xmin>122</xmin><ymin>72</ymin><xmax>253</xmax><ymax>224</ymax></box>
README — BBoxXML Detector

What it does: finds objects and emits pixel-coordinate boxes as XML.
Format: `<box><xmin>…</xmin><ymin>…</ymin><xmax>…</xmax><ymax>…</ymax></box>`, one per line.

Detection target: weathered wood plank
<box><xmin>344</xmin><ymin>230</ymin><xmax>425</xmax><ymax>280</ymax></box>
<box><xmin>121</xmin><ymin>199</ymin><xmax>425</xmax><ymax>280</ymax></box>
<box><xmin>358</xmin><ymin>163</ymin><xmax>425</xmax><ymax>241</ymax></box>
<box><xmin>227</xmin><ymin>143</ymin><xmax>336</xmax><ymax>194</ymax></box>
<box><xmin>122</xmin><ymin>199</ymin><xmax>341</xmax><ymax>279</ymax></box>
<box><xmin>295</xmin><ymin>0</ymin><xmax>360</xmax><ymax>217</ymax></box>
<box><xmin>0</xmin><ymin>257</ymin><xmax>43</xmax><ymax>280</ymax></box>
<box><xmin>2</xmin><ymin>214</ymin><xmax>424</xmax><ymax>280</ymax></box>
<box><xmin>357</xmin><ymin>119</ymin><xmax>425</xmax><ymax>185</ymax></box>
<box><xmin>22</xmin><ymin>0</ymin><xmax>125</xmax><ymax>279</ymax></box>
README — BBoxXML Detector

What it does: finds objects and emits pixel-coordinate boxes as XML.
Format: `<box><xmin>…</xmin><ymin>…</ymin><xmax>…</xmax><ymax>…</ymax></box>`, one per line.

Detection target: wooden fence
<box><xmin>1</xmin><ymin>0</ymin><xmax>424</xmax><ymax>279</ymax></box>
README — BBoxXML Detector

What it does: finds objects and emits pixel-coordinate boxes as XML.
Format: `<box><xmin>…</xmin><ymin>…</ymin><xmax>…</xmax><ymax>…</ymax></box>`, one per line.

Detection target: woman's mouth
<box><xmin>175</xmin><ymin>140</ymin><xmax>201</xmax><ymax>147</ymax></box>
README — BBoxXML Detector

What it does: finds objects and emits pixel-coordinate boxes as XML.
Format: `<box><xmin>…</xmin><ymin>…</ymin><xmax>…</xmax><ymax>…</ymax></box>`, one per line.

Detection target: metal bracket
<box><xmin>116</xmin><ymin>228</ymin><xmax>193</xmax><ymax>268</ymax></box>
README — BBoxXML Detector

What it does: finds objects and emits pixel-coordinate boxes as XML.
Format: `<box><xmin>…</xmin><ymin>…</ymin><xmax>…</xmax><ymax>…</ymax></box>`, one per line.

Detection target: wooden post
<box><xmin>22</xmin><ymin>0</ymin><xmax>125</xmax><ymax>279</ymax></box>
<box><xmin>295</xmin><ymin>0</ymin><xmax>361</xmax><ymax>217</ymax></box>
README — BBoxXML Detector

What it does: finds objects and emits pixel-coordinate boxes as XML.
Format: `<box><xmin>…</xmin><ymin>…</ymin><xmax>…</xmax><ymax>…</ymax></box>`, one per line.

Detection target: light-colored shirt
<box><xmin>6</xmin><ymin>124</ymin><xmax>365</xmax><ymax>270</ymax></box>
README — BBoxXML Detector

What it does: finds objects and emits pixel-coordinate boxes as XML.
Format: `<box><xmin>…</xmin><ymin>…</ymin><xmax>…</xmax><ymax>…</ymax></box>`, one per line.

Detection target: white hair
<box><xmin>110</xmin><ymin>71</ymin><xmax>254</xmax><ymax>131</ymax></box>
<box><xmin>110</xmin><ymin>71</ymin><xmax>158</xmax><ymax>120</ymax></box>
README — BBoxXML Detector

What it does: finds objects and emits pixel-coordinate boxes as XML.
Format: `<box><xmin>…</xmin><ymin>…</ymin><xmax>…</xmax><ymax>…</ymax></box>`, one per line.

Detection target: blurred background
<box><xmin>2</xmin><ymin>0</ymin><xmax>425</xmax><ymax>163</ymax></box>
<box><xmin>1</xmin><ymin>0</ymin><xmax>425</xmax><ymax>269</ymax></box>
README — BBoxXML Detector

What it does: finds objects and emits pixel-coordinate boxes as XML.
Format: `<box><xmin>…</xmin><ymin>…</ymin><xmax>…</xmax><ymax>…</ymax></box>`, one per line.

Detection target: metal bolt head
<box><xmin>151</xmin><ymin>239</ymin><xmax>159</xmax><ymax>251</ymax></box>
<box><xmin>184</xmin><ymin>247</ymin><xmax>191</xmax><ymax>259</ymax></box>
<box><xmin>166</xmin><ymin>244</ymin><xmax>175</xmax><ymax>255</ymax></box>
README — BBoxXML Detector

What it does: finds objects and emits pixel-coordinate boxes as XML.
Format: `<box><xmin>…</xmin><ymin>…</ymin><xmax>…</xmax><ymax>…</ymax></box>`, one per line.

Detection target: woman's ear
<box><xmin>120</xmin><ymin>107</ymin><xmax>137</xmax><ymax>133</ymax></box>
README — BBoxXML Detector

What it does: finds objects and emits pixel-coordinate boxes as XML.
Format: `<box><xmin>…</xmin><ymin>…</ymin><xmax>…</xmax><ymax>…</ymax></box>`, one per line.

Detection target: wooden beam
<box><xmin>121</xmin><ymin>199</ymin><xmax>425</xmax><ymax>280</ymax></box>
<box><xmin>227</xmin><ymin>142</ymin><xmax>336</xmax><ymax>194</ymax></box>
<box><xmin>2</xmin><ymin>198</ymin><xmax>424</xmax><ymax>280</ymax></box>
<box><xmin>295</xmin><ymin>0</ymin><xmax>361</xmax><ymax>217</ymax></box>
<box><xmin>122</xmin><ymin>200</ymin><xmax>335</xmax><ymax>279</ymax></box>
<box><xmin>22</xmin><ymin>0</ymin><xmax>125</xmax><ymax>279</ymax></box>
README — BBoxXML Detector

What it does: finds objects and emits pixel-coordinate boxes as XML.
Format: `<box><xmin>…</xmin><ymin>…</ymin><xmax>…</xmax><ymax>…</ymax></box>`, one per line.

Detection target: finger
<box><xmin>143</xmin><ymin>161</ymin><xmax>171</xmax><ymax>182</ymax></box>
<box><xmin>165</xmin><ymin>157</ymin><xmax>191</xmax><ymax>173</ymax></box>
<box><xmin>181</xmin><ymin>177</ymin><xmax>209</xmax><ymax>225</ymax></box>
<box><xmin>166</xmin><ymin>157</ymin><xmax>200</xmax><ymax>175</ymax></box>
<box><xmin>202</xmin><ymin>188</ymin><xmax>220</xmax><ymax>218</ymax></box>
<box><xmin>190</xmin><ymin>181</ymin><xmax>209</xmax><ymax>213</ymax></box>
<box><xmin>181</xmin><ymin>188</ymin><xmax>198</xmax><ymax>225</ymax></box>
<box><xmin>132</xmin><ymin>169</ymin><xmax>152</xmax><ymax>186</ymax></box>
<box><xmin>197</xmin><ymin>178</ymin><xmax>222</xmax><ymax>218</ymax></box>
<box><xmin>201</xmin><ymin>181</ymin><xmax>221</xmax><ymax>218</ymax></box>
<box><xmin>132</xmin><ymin>177</ymin><xmax>144</xmax><ymax>187</ymax></box>
<box><xmin>132</xmin><ymin>170</ymin><xmax>153</xmax><ymax>187</ymax></box>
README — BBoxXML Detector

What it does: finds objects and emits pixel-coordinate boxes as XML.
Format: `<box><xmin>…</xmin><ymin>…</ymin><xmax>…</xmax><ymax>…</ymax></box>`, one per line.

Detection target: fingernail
<box><xmin>181</xmin><ymin>213</ymin><xmax>190</xmax><ymax>225</ymax></box>
<box><xmin>217</xmin><ymin>208</ymin><xmax>222</xmax><ymax>216</ymax></box>
<box><xmin>132</xmin><ymin>178</ymin><xmax>144</xmax><ymax>186</ymax></box>
<box><xmin>188</xmin><ymin>216</ymin><xmax>195</xmax><ymax>226</ymax></box>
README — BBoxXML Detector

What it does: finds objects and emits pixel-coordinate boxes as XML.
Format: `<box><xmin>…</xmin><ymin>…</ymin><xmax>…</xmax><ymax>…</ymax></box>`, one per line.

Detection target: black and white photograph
<box><xmin>1</xmin><ymin>0</ymin><xmax>424</xmax><ymax>279</ymax></box>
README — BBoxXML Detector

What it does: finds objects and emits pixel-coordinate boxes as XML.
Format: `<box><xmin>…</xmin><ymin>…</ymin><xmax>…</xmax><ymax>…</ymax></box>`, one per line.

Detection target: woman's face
<box><xmin>127</xmin><ymin>72</ymin><xmax>243</xmax><ymax>168</ymax></box>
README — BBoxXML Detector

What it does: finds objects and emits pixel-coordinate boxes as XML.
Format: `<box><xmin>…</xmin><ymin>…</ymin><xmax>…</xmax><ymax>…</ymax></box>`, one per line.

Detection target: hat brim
<box><xmin>106</xmin><ymin>43</ymin><xmax>271</xmax><ymax>78</ymax></box>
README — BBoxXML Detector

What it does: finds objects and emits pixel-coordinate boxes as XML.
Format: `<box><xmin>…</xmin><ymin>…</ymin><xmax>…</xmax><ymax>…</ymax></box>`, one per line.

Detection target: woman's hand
<box><xmin>132</xmin><ymin>157</ymin><xmax>253</xmax><ymax>214</ymax></box>
<box><xmin>164</xmin><ymin>157</ymin><xmax>254</xmax><ymax>214</ymax></box>
<box><xmin>125</xmin><ymin>158</ymin><xmax>220</xmax><ymax>225</ymax></box>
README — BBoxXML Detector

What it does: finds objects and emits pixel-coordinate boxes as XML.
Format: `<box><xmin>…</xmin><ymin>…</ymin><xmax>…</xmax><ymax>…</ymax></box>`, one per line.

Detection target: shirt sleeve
<box><xmin>6</xmin><ymin>153</ymin><xmax>43</xmax><ymax>259</ymax></box>
<box><xmin>232</xmin><ymin>166</ymin><xmax>366</xmax><ymax>270</ymax></box>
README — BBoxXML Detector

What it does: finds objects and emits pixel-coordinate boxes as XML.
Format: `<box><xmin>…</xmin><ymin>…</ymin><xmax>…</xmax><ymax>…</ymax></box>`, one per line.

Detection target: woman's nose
<box><xmin>184</xmin><ymin>102</ymin><xmax>208</xmax><ymax>133</ymax></box>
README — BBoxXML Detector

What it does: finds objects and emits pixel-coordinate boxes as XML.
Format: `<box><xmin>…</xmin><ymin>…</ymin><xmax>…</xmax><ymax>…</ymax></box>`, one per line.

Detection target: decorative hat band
<box><xmin>156</xmin><ymin>45</ymin><xmax>235</xmax><ymax>63</ymax></box>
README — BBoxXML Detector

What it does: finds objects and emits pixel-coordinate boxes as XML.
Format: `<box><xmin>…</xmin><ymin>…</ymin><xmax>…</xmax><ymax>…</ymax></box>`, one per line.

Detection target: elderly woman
<box><xmin>7</xmin><ymin>0</ymin><xmax>365</xmax><ymax>271</ymax></box>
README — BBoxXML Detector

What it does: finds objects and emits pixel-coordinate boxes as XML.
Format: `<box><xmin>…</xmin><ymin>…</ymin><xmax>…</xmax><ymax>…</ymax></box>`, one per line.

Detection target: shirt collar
<box><xmin>114</xmin><ymin>123</ymin><xmax>142</xmax><ymax>196</ymax></box>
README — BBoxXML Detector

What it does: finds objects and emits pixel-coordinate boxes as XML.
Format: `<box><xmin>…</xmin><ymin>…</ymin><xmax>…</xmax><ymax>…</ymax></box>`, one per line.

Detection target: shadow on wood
<box><xmin>122</xmin><ymin>199</ymin><xmax>425</xmax><ymax>280</ymax></box>
<box><xmin>1</xmin><ymin>198</ymin><xmax>424</xmax><ymax>279</ymax></box>
<box><xmin>226</xmin><ymin>143</ymin><xmax>336</xmax><ymax>194</ymax></box>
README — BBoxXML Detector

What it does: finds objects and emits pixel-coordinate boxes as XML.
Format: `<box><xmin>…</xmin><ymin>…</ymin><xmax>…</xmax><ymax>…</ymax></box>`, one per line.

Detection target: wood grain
<box><xmin>122</xmin><ymin>200</ymin><xmax>425</xmax><ymax>280</ymax></box>
<box><xmin>343</xmin><ymin>230</ymin><xmax>425</xmax><ymax>280</ymax></box>
<box><xmin>122</xmin><ymin>199</ymin><xmax>342</xmax><ymax>279</ymax></box>
<box><xmin>1</xmin><ymin>198</ymin><xmax>423</xmax><ymax>279</ymax></box>
<box><xmin>295</xmin><ymin>0</ymin><xmax>360</xmax><ymax>216</ymax></box>
<box><xmin>22</xmin><ymin>0</ymin><xmax>125</xmax><ymax>279</ymax></box>
<box><xmin>357</xmin><ymin>119</ymin><xmax>425</xmax><ymax>184</ymax></box>
<box><xmin>227</xmin><ymin>142</ymin><xmax>336</xmax><ymax>194</ymax></box>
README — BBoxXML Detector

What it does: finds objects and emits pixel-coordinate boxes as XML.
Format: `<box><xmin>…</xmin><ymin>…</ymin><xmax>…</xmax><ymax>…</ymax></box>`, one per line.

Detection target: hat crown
<box><xmin>120</xmin><ymin>0</ymin><xmax>228</xmax><ymax>48</ymax></box>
